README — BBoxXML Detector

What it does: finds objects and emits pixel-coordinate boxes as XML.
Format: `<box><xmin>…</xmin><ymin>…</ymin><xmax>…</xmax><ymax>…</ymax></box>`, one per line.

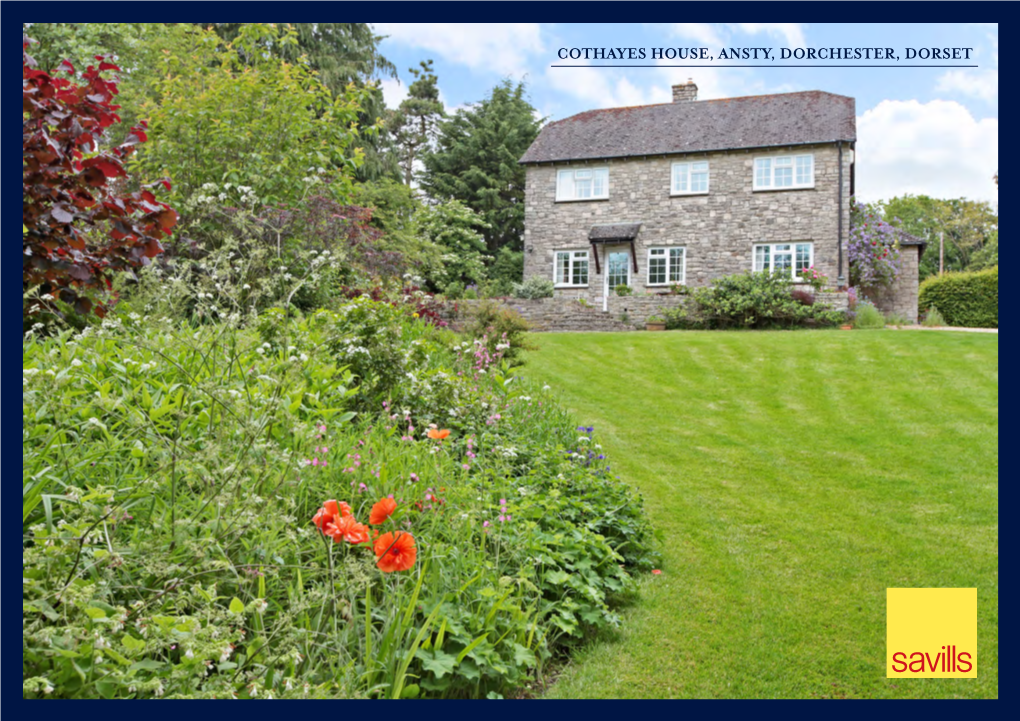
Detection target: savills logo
<box><xmin>887</xmin><ymin>588</ymin><xmax>977</xmax><ymax>678</ymax></box>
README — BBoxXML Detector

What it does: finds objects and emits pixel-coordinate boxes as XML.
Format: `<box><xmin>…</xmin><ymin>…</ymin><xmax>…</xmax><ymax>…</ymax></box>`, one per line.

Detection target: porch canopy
<box><xmin>588</xmin><ymin>223</ymin><xmax>642</xmax><ymax>274</ymax></box>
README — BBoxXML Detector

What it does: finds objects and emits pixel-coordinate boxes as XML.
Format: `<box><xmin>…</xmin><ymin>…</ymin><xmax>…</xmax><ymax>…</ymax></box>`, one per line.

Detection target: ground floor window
<box><xmin>647</xmin><ymin>247</ymin><xmax>686</xmax><ymax>285</ymax></box>
<box><xmin>554</xmin><ymin>250</ymin><xmax>590</xmax><ymax>286</ymax></box>
<box><xmin>753</xmin><ymin>242</ymin><xmax>813</xmax><ymax>280</ymax></box>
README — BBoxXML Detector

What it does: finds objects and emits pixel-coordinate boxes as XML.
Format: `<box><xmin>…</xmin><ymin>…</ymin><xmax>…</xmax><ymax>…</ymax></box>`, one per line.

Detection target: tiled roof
<box><xmin>589</xmin><ymin>223</ymin><xmax>642</xmax><ymax>241</ymax></box>
<box><xmin>896</xmin><ymin>229</ymin><xmax>927</xmax><ymax>247</ymax></box>
<box><xmin>520</xmin><ymin>91</ymin><xmax>856</xmax><ymax>164</ymax></box>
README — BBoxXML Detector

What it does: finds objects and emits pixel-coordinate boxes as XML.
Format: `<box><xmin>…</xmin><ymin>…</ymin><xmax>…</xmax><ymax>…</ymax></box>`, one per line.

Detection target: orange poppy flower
<box><xmin>373</xmin><ymin>531</ymin><xmax>417</xmax><ymax>573</ymax></box>
<box><xmin>327</xmin><ymin>515</ymin><xmax>370</xmax><ymax>545</ymax></box>
<box><xmin>427</xmin><ymin>428</ymin><xmax>451</xmax><ymax>440</ymax></box>
<box><xmin>313</xmin><ymin>499</ymin><xmax>353</xmax><ymax>532</ymax></box>
<box><xmin>369</xmin><ymin>497</ymin><xmax>397</xmax><ymax>525</ymax></box>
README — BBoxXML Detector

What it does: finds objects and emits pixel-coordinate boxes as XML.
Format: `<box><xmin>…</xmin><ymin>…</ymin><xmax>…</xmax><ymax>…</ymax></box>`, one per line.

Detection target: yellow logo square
<box><xmin>887</xmin><ymin>588</ymin><xmax>977</xmax><ymax>678</ymax></box>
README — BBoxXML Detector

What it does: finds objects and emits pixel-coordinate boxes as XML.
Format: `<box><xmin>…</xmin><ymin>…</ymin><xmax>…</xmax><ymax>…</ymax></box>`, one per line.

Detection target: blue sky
<box><xmin>372</xmin><ymin>23</ymin><xmax>998</xmax><ymax>205</ymax></box>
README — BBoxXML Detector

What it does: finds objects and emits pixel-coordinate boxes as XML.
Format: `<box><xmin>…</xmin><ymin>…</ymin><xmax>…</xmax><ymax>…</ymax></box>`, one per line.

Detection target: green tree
<box><xmin>204</xmin><ymin>23</ymin><xmax>400</xmax><ymax>182</ymax></box>
<box><xmin>417</xmin><ymin>200</ymin><xmax>490</xmax><ymax>293</ymax></box>
<box><xmin>389</xmin><ymin>60</ymin><xmax>446</xmax><ymax>186</ymax></box>
<box><xmin>878</xmin><ymin>195</ymin><xmax>998</xmax><ymax>279</ymax></box>
<box><xmin>133</xmin><ymin>24</ymin><xmax>369</xmax><ymax>211</ymax></box>
<box><xmin>421</xmin><ymin>79</ymin><xmax>542</xmax><ymax>254</ymax></box>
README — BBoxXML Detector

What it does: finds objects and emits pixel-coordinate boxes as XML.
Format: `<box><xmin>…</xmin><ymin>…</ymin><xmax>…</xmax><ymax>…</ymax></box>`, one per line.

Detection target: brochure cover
<box><xmin>18</xmin><ymin>16</ymin><xmax>998</xmax><ymax>702</ymax></box>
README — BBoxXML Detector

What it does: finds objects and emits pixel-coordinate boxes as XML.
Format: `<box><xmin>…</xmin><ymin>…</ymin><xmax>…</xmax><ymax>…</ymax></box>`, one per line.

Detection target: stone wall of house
<box><xmin>860</xmin><ymin>245</ymin><xmax>922</xmax><ymax>323</ymax></box>
<box><xmin>522</xmin><ymin>142</ymin><xmax>852</xmax><ymax>304</ymax></box>
<box><xmin>443</xmin><ymin>291</ymin><xmax>849</xmax><ymax>332</ymax></box>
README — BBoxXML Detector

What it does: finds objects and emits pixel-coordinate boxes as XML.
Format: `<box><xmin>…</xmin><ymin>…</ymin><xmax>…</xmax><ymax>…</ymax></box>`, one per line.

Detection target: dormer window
<box><xmin>556</xmin><ymin>167</ymin><xmax>609</xmax><ymax>201</ymax></box>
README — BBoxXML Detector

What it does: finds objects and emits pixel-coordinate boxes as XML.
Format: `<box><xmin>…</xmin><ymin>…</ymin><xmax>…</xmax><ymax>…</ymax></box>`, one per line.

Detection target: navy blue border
<box><xmin>11</xmin><ymin>4</ymin><xmax>1005</xmax><ymax>711</ymax></box>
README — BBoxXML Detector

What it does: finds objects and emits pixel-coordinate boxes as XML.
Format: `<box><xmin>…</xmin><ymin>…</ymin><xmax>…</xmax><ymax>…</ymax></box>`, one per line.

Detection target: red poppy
<box><xmin>326</xmin><ymin>515</ymin><xmax>370</xmax><ymax>545</ymax></box>
<box><xmin>373</xmin><ymin>531</ymin><xmax>417</xmax><ymax>573</ymax></box>
<box><xmin>313</xmin><ymin>499</ymin><xmax>353</xmax><ymax>532</ymax></box>
<box><xmin>427</xmin><ymin>428</ymin><xmax>451</xmax><ymax>440</ymax></box>
<box><xmin>369</xmin><ymin>497</ymin><xmax>397</xmax><ymax>525</ymax></box>
<box><xmin>651</xmin><ymin>569</ymin><xmax>663</xmax><ymax>575</ymax></box>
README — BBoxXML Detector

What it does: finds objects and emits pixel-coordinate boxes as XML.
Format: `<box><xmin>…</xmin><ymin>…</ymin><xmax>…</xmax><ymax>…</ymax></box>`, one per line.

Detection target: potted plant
<box><xmin>646</xmin><ymin>315</ymin><xmax>666</xmax><ymax>331</ymax></box>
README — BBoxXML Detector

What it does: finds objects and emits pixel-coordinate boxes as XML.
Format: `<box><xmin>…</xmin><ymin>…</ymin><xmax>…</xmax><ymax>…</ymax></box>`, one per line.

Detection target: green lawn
<box><xmin>524</xmin><ymin>330</ymin><xmax>998</xmax><ymax>699</ymax></box>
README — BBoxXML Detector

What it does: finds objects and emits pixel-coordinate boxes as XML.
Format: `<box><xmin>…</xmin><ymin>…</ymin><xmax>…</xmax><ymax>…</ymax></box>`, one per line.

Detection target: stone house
<box><xmin>518</xmin><ymin>80</ymin><xmax>920</xmax><ymax>322</ymax></box>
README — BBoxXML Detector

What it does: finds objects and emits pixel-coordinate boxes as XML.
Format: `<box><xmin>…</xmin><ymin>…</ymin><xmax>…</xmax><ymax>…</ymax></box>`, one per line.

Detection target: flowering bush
<box><xmin>797</xmin><ymin>265</ymin><xmax>828</xmax><ymax>292</ymax></box>
<box><xmin>849</xmin><ymin>199</ymin><xmax>902</xmax><ymax>288</ymax></box>
<box><xmin>24</xmin><ymin>303</ymin><xmax>654</xmax><ymax>699</ymax></box>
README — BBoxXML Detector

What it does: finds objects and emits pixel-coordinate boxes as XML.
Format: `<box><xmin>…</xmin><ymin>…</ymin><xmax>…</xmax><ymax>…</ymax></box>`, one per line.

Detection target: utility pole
<box><xmin>939</xmin><ymin>231</ymin><xmax>944</xmax><ymax>275</ymax></box>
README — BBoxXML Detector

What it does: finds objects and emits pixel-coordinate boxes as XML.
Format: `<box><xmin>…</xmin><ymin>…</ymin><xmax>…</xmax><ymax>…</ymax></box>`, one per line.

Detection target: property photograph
<box><xmin>22</xmin><ymin>22</ymin><xmax>997</xmax><ymax>700</ymax></box>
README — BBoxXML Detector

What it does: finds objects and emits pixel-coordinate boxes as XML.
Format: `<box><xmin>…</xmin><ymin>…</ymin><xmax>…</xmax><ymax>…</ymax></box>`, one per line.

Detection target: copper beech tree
<box><xmin>22</xmin><ymin>34</ymin><xmax>176</xmax><ymax>317</ymax></box>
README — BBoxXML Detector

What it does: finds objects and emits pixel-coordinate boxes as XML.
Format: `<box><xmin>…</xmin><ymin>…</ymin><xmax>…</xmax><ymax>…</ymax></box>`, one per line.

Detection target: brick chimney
<box><xmin>672</xmin><ymin>79</ymin><xmax>698</xmax><ymax>102</ymax></box>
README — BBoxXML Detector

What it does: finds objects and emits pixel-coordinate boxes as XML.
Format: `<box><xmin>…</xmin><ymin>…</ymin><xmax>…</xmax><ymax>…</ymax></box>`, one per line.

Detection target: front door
<box><xmin>604</xmin><ymin>250</ymin><xmax>630</xmax><ymax>311</ymax></box>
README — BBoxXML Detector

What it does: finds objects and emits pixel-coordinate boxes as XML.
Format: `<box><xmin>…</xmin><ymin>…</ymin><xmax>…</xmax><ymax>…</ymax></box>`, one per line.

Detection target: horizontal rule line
<box><xmin>550</xmin><ymin>64</ymin><xmax>980</xmax><ymax>68</ymax></box>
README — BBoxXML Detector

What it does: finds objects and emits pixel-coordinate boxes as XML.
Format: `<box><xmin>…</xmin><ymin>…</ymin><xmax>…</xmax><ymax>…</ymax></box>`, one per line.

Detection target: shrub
<box><xmin>512</xmin><ymin>277</ymin><xmax>554</xmax><ymax>300</ymax></box>
<box><xmin>853</xmin><ymin>299</ymin><xmax>886</xmax><ymax>329</ymax></box>
<box><xmin>22</xmin><ymin>35</ymin><xmax>177</xmax><ymax>319</ymax></box>
<box><xmin>849</xmin><ymin>198</ymin><xmax>902</xmax><ymax>288</ymax></box>
<box><xmin>921</xmin><ymin>305</ymin><xmax>946</xmax><ymax>327</ymax></box>
<box><xmin>791</xmin><ymin>289</ymin><xmax>815</xmax><ymax>306</ymax></box>
<box><xmin>681</xmin><ymin>271</ymin><xmax>845</xmax><ymax>329</ymax></box>
<box><xmin>444</xmin><ymin>281</ymin><xmax>465</xmax><ymax>300</ymax></box>
<box><xmin>463</xmin><ymin>301</ymin><xmax>534</xmax><ymax>367</ymax></box>
<box><xmin>23</xmin><ymin>308</ymin><xmax>655</xmax><ymax>699</ymax></box>
<box><xmin>615</xmin><ymin>284</ymin><xmax>633</xmax><ymax>297</ymax></box>
<box><xmin>918</xmin><ymin>267</ymin><xmax>998</xmax><ymax>328</ymax></box>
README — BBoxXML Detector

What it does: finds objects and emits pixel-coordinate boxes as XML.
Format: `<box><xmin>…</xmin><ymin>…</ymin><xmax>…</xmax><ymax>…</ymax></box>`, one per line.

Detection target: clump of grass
<box><xmin>922</xmin><ymin>305</ymin><xmax>946</xmax><ymax>327</ymax></box>
<box><xmin>853</xmin><ymin>300</ymin><xmax>886</xmax><ymax>329</ymax></box>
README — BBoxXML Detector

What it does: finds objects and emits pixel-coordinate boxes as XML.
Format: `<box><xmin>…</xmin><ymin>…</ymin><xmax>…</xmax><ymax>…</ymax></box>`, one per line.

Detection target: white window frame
<box><xmin>752</xmin><ymin>242</ymin><xmax>814</xmax><ymax>281</ymax></box>
<box><xmin>553</xmin><ymin>249</ymin><xmax>591</xmax><ymax>287</ymax></box>
<box><xmin>646</xmin><ymin>247</ymin><xmax>687</xmax><ymax>286</ymax></box>
<box><xmin>753</xmin><ymin>153</ymin><xmax>815</xmax><ymax>191</ymax></box>
<box><xmin>671</xmin><ymin>161</ymin><xmax>709</xmax><ymax>196</ymax></box>
<box><xmin>556</xmin><ymin>167</ymin><xmax>609</xmax><ymax>202</ymax></box>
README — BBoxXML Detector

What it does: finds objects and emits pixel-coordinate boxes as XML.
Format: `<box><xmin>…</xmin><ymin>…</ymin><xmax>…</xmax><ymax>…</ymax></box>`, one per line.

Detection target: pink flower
<box><xmin>651</xmin><ymin>569</ymin><xmax>663</xmax><ymax>575</ymax></box>
<box><xmin>483</xmin><ymin>521</ymin><xmax>490</xmax><ymax>528</ymax></box>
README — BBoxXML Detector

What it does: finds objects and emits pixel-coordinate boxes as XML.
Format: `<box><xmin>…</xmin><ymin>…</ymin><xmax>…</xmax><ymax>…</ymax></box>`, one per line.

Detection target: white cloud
<box><xmin>664</xmin><ymin>22</ymin><xmax>806</xmax><ymax>50</ymax></box>
<box><xmin>856</xmin><ymin>99</ymin><xmax>998</xmax><ymax>203</ymax></box>
<box><xmin>936</xmin><ymin>69</ymin><xmax>997</xmax><ymax>103</ymax></box>
<box><xmin>935</xmin><ymin>30</ymin><xmax>997</xmax><ymax>103</ymax></box>
<box><xmin>377</xmin><ymin>78</ymin><xmax>407</xmax><ymax>109</ymax></box>
<box><xmin>733</xmin><ymin>23</ymin><xmax>806</xmax><ymax>49</ymax></box>
<box><xmin>373</xmin><ymin>23</ymin><xmax>544</xmax><ymax>77</ymax></box>
<box><xmin>666</xmin><ymin>23</ymin><xmax>724</xmax><ymax>47</ymax></box>
<box><xmin>545</xmin><ymin>61</ymin><xmax>665</xmax><ymax>111</ymax></box>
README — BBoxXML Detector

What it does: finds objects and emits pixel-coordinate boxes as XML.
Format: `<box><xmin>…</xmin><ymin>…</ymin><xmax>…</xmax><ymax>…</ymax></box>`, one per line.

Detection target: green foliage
<box><xmin>486</xmin><ymin>247</ymin><xmax>524</xmax><ymax>297</ymax></box>
<box><xmin>23</xmin><ymin>307</ymin><xmax>654</xmax><ymax>698</ymax></box>
<box><xmin>389</xmin><ymin>60</ymin><xmax>446</xmax><ymax>186</ymax></box>
<box><xmin>921</xmin><ymin>305</ymin><xmax>946</xmax><ymax>327</ymax></box>
<box><xmin>918</xmin><ymin>267</ymin><xmax>998</xmax><ymax>328</ymax></box>
<box><xmin>967</xmin><ymin>231</ymin><xmax>998</xmax><ymax>271</ymax></box>
<box><xmin>134</xmin><ymin>24</ymin><xmax>369</xmax><ymax>210</ymax></box>
<box><xmin>512</xmin><ymin>277</ymin><xmax>554</xmax><ymax>300</ymax></box>
<box><xmin>877</xmin><ymin>194</ymin><xmax>999</xmax><ymax>280</ymax></box>
<box><xmin>462</xmin><ymin>301</ymin><xmax>535</xmax><ymax>367</ymax></box>
<box><xmin>421</xmin><ymin>80</ymin><xmax>542</xmax><ymax>253</ymax></box>
<box><xmin>615</xmin><ymin>285</ymin><xmax>633</xmax><ymax>297</ymax></box>
<box><xmin>664</xmin><ymin>272</ymin><xmax>847</xmax><ymax>330</ymax></box>
<box><xmin>417</xmin><ymin>200</ymin><xmax>491</xmax><ymax>294</ymax></box>
<box><xmin>852</xmin><ymin>300</ymin><xmax>886</xmax><ymax>329</ymax></box>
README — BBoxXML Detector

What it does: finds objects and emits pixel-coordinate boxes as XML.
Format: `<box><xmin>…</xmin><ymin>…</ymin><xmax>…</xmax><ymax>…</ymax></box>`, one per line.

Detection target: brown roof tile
<box><xmin>519</xmin><ymin>91</ymin><xmax>856</xmax><ymax>164</ymax></box>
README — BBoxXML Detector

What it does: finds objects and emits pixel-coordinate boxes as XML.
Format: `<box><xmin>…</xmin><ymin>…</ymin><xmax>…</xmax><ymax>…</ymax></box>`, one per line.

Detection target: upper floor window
<box><xmin>556</xmin><ymin>167</ymin><xmax>609</xmax><ymax>201</ymax></box>
<box><xmin>647</xmin><ymin>247</ymin><xmax>686</xmax><ymax>285</ymax></box>
<box><xmin>753</xmin><ymin>154</ymin><xmax>814</xmax><ymax>190</ymax></box>
<box><xmin>671</xmin><ymin>161</ymin><xmax>709</xmax><ymax>195</ymax></box>
<box><xmin>753</xmin><ymin>242</ymin><xmax>813</xmax><ymax>280</ymax></box>
<box><xmin>554</xmin><ymin>249</ymin><xmax>590</xmax><ymax>287</ymax></box>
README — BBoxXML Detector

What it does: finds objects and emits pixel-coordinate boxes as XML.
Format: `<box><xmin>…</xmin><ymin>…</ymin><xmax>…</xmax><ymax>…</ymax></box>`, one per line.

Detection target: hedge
<box><xmin>918</xmin><ymin>266</ymin><xmax>998</xmax><ymax>328</ymax></box>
